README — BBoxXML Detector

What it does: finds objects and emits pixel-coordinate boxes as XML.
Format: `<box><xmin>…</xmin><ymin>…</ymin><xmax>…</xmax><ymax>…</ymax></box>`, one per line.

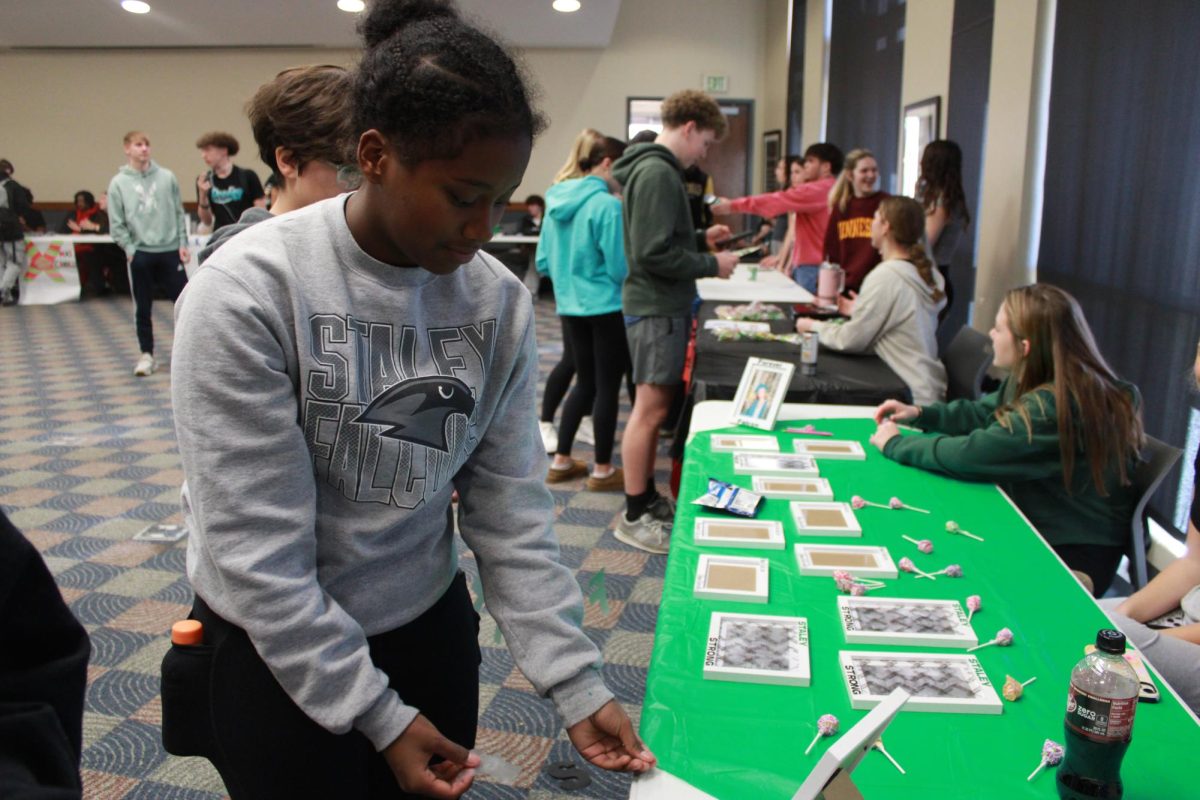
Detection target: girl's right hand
<box><xmin>383</xmin><ymin>715</ymin><xmax>480</xmax><ymax>799</ymax></box>
<box><xmin>873</xmin><ymin>399</ymin><xmax>919</xmax><ymax>425</ymax></box>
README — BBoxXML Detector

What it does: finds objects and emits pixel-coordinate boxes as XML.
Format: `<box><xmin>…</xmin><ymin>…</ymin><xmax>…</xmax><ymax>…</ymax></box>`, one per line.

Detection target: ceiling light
<box><xmin>553</xmin><ymin>0</ymin><xmax>582</xmax><ymax>12</ymax></box>
<box><xmin>121</xmin><ymin>0</ymin><xmax>151</xmax><ymax>13</ymax></box>
<box><xmin>337</xmin><ymin>0</ymin><xmax>366</xmax><ymax>12</ymax></box>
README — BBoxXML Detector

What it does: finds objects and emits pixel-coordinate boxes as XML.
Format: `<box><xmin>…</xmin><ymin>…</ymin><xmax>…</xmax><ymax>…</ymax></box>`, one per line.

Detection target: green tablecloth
<box><xmin>640</xmin><ymin>417</ymin><xmax>1199</xmax><ymax>799</ymax></box>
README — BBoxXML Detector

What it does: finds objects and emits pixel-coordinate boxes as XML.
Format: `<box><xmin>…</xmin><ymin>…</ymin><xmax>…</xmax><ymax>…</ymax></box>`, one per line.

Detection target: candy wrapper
<box><xmin>714</xmin><ymin>301</ymin><xmax>786</xmax><ymax>321</ymax></box>
<box><xmin>693</xmin><ymin>478</ymin><xmax>764</xmax><ymax>517</ymax></box>
<box><xmin>713</xmin><ymin>328</ymin><xmax>803</xmax><ymax>345</ymax></box>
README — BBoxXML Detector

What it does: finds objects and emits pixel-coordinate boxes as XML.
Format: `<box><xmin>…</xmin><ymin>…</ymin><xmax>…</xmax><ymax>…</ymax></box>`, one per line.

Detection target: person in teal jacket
<box><xmin>870</xmin><ymin>283</ymin><xmax>1144</xmax><ymax>596</ymax></box>
<box><xmin>536</xmin><ymin>135</ymin><xmax>630</xmax><ymax>491</ymax></box>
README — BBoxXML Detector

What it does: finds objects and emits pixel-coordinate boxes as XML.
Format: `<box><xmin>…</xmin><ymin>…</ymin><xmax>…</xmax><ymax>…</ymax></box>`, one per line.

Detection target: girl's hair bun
<box><xmin>359</xmin><ymin>0</ymin><xmax>458</xmax><ymax>49</ymax></box>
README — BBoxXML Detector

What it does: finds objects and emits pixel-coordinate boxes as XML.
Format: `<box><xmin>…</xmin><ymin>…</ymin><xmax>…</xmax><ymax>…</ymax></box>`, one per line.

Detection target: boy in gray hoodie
<box><xmin>107</xmin><ymin>131</ymin><xmax>188</xmax><ymax>377</ymax></box>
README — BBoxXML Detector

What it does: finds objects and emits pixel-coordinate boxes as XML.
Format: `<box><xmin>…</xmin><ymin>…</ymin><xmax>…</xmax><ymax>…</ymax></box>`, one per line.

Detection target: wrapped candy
<box><xmin>833</xmin><ymin>572</ymin><xmax>884</xmax><ymax>595</ymax></box>
<box><xmin>851</xmin><ymin>495</ymin><xmax>888</xmax><ymax>510</ymax></box>
<box><xmin>966</xmin><ymin>595</ymin><xmax>982</xmax><ymax>623</ymax></box>
<box><xmin>888</xmin><ymin>496</ymin><xmax>930</xmax><ymax>514</ymax></box>
<box><xmin>930</xmin><ymin>563</ymin><xmax>963</xmax><ymax>578</ymax></box>
<box><xmin>899</xmin><ymin>557</ymin><xmax>937</xmax><ymax>580</ymax></box>
<box><xmin>968</xmin><ymin>627</ymin><xmax>1014</xmax><ymax>652</ymax></box>
<box><xmin>1003</xmin><ymin>675</ymin><xmax>1038</xmax><ymax>702</ymax></box>
<box><xmin>901</xmin><ymin>535</ymin><xmax>934</xmax><ymax>554</ymax></box>
<box><xmin>805</xmin><ymin>714</ymin><xmax>840</xmax><ymax>755</ymax></box>
<box><xmin>1027</xmin><ymin>739</ymin><xmax>1064</xmax><ymax>781</ymax></box>
<box><xmin>945</xmin><ymin>520</ymin><xmax>985</xmax><ymax>542</ymax></box>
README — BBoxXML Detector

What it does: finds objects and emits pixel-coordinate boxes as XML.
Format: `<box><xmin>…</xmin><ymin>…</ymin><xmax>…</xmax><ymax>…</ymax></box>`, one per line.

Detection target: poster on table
<box><xmin>21</xmin><ymin>238</ymin><xmax>81</xmax><ymax>305</ymax></box>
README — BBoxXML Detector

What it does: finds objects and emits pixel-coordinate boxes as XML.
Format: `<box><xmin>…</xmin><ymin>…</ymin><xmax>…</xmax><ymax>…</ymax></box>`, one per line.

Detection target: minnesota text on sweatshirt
<box><xmin>611</xmin><ymin>143</ymin><xmax>717</xmax><ymax>317</ymax></box>
<box><xmin>884</xmin><ymin>378</ymin><xmax>1139</xmax><ymax>548</ymax></box>
<box><xmin>728</xmin><ymin>176</ymin><xmax>835</xmax><ymax>266</ymax></box>
<box><xmin>811</xmin><ymin>259</ymin><xmax>946</xmax><ymax>405</ymax></box>
<box><xmin>107</xmin><ymin>161</ymin><xmax>187</xmax><ymax>258</ymax></box>
<box><xmin>172</xmin><ymin>196</ymin><xmax>611</xmax><ymax>753</ymax></box>
<box><xmin>535</xmin><ymin>175</ymin><xmax>626</xmax><ymax>317</ymax></box>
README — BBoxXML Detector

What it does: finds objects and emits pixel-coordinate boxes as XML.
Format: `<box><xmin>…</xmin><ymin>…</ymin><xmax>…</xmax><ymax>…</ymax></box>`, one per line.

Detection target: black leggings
<box><xmin>129</xmin><ymin>249</ymin><xmax>188</xmax><ymax>354</ymax></box>
<box><xmin>541</xmin><ymin>316</ymin><xmax>576</xmax><ymax>423</ymax></box>
<box><xmin>1055</xmin><ymin>543</ymin><xmax>1126</xmax><ymax>597</ymax></box>
<box><xmin>161</xmin><ymin>573</ymin><xmax>480</xmax><ymax>799</ymax></box>
<box><xmin>937</xmin><ymin>263</ymin><xmax>953</xmax><ymax>325</ymax></box>
<box><xmin>557</xmin><ymin>312</ymin><xmax>631</xmax><ymax>464</ymax></box>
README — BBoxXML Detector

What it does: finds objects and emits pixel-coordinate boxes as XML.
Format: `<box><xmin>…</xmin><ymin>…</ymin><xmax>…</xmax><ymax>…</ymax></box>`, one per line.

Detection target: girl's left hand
<box><xmin>870</xmin><ymin>420</ymin><xmax>901</xmax><ymax>451</ymax></box>
<box><xmin>567</xmin><ymin>700</ymin><xmax>656</xmax><ymax>773</ymax></box>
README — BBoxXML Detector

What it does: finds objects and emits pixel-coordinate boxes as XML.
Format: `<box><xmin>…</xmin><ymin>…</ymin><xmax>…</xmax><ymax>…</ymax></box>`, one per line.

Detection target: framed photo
<box><xmin>794</xmin><ymin>543</ymin><xmax>897</xmax><ymax>578</ymax></box>
<box><xmin>694</xmin><ymin>517</ymin><xmax>785</xmax><ymax>550</ymax></box>
<box><xmin>790</xmin><ymin>502</ymin><xmax>862</xmax><ymax>537</ymax></box>
<box><xmin>751</xmin><ymin>476</ymin><xmax>833</xmax><ymax>500</ymax></box>
<box><xmin>694</xmin><ymin>554</ymin><xmax>770</xmax><ymax>603</ymax></box>
<box><xmin>900</xmin><ymin>95</ymin><xmax>941</xmax><ymax>198</ymax></box>
<box><xmin>730</xmin><ymin>357</ymin><xmax>794</xmax><ymax>431</ymax></box>
<box><xmin>792</xmin><ymin>439</ymin><xmax>866</xmax><ymax>460</ymax></box>
<box><xmin>837</xmin><ymin>596</ymin><xmax>977</xmax><ymax>648</ymax></box>
<box><xmin>762</xmin><ymin>129</ymin><xmax>783</xmax><ymax>191</ymax></box>
<box><xmin>732</xmin><ymin>452</ymin><xmax>819</xmax><ymax>477</ymax></box>
<box><xmin>710</xmin><ymin>434</ymin><xmax>780</xmax><ymax>453</ymax></box>
<box><xmin>839</xmin><ymin>650</ymin><xmax>1002</xmax><ymax>714</ymax></box>
<box><xmin>704</xmin><ymin>611</ymin><xmax>810</xmax><ymax>686</ymax></box>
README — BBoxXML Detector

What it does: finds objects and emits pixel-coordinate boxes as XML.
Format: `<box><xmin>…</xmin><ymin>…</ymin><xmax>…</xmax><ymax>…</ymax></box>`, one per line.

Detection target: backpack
<box><xmin>0</xmin><ymin>179</ymin><xmax>31</xmax><ymax>241</ymax></box>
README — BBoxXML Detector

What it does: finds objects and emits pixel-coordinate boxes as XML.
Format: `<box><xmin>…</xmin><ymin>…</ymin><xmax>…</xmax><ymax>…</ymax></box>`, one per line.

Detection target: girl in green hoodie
<box><xmin>870</xmin><ymin>284</ymin><xmax>1144</xmax><ymax>595</ymax></box>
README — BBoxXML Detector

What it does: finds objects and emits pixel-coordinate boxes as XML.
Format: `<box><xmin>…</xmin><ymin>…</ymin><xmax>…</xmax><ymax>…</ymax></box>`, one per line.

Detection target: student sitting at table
<box><xmin>1099</xmin><ymin>339</ymin><xmax>1200</xmax><ymax>713</ymax></box>
<box><xmin>59</xmin><ymin>190</ymin><xmax>113</xmax><ymax>297</ymax></box>
<box><xmin>869</xmin><ymin>284</ymin><xmax>1143</xmax><ymax>596</ymax></box>
<box><xmin>795</xmin><ymin>196</ymin><xmax>946</xmax><ymax>405</ymax></box>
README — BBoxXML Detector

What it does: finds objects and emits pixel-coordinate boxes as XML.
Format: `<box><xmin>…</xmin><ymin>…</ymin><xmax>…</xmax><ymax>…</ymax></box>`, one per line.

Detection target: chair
<box><xmin>1128</xmin><ymin>435</ymin><xmax>1182</xmax><ymax>589</ymax></box>
<box><xmin>941</xmin><ymin>325</ymin><xmax>993</xmax><ymax>401</ymax></box>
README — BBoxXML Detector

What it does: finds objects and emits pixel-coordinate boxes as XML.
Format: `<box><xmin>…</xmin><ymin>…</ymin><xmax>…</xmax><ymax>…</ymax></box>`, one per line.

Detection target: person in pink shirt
<box><xmin>712</xmin><ymin>143</ymin><xmax>843</xmax><ymax>292</ymax></box>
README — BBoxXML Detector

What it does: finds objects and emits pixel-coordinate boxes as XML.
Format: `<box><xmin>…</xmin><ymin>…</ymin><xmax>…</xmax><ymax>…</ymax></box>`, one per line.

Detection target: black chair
<box><xmin>941</xmin><ymin>325</ymin><xmax>992</xmax><ymax>401</ymax></box>
<box><xmin>1128</xmin><ymin>435</ymin><xmax>1182</xmax><ymax>589</ymax></box>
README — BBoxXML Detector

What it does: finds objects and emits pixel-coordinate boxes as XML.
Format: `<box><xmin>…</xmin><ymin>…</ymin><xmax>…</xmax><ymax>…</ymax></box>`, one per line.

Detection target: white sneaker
<box><xmin>576</xmin><ymin>416</ymin><xmax>596</xmax><ymax>446</ymax></box>
<box><xmin>134</xmin><ymin>352</ymin><xmax>156</xmax><ymax>377</ymax></box>
<box><xmin>614</xmin><ymin>511</ymin><xmax>671</xmax><ymax>555</ymax></box>
<box><xmin>539</xmin><ymin>420</ymin><xmax>558</xmax><ymax>454</ymax></box>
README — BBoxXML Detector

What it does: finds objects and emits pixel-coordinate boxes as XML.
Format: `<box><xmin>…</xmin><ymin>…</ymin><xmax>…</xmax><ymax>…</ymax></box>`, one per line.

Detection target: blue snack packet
<box><xmin>693</xmin><ymin>478</ymin><xmax>763</xmax><ymax>517</ymax></box>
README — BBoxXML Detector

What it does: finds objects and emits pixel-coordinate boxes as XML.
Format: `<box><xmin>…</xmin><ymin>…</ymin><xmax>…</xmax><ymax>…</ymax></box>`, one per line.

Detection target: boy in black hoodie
<box><xmin>609</xmin><ymin>90</ymin><xmax>737</xmax><ymax>554</ymax></box>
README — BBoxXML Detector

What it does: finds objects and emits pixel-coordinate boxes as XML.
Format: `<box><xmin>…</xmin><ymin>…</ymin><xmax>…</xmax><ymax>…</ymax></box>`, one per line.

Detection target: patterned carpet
<box><xmin>0</xmin><ymin>289</ymin><xmax>669</xmax><ymax>799</ymax></box>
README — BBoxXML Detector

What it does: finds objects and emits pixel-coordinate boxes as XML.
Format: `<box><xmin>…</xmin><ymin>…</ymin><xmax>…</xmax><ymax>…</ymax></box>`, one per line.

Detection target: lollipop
<box><xmin>901</xmin><ymin>535</ymin><xmax>934</xmax><ymax>554</ymax></box>
<box><xmin>965</xmin><ymin>595</ymin><xmax>982</xmax><ymax>623</ymax></box>
<box><xmin>898</xmin><ymin>556</ymin><xmax>937</xmax><ymax>580</ymax></box>
<box><xmin>945</xmin><ymin>520</ymin><xmax>985</xmax><ymax>542</ymax></box>
<box><xmin>888</xmin><ymin>496</ymin><xmax>930</xmax><ymax>514</ymax></box>
<box><xmin>872</xmin><ymin>738</ymin><xmax>905</xmax><ymax>774</ymax></box>
<box><xmin>968</xmin><ymin>627</ymin><xmax>1014</xmax><ymax>652</ymax></box>
<box><xmin>1003</xmin><ymin>675</ymin><xmax>1038</xmax><ymax>701</ymax></box>
<box><xmin>851</xmin><ymin>495</ymin><xmax>888</xmax><ymax>510</ymax></box>
<box><xmin>930</xmin><ymin>563</ymin><xmax>963</xmax><ymax>578</ymax></box>
<box><xmin>833</xmin><ymin>573</ymin><xmax>885</xmax><ymax>594</ymax></box>
<box><xmin>1027</xmin><ymin>739</ymin><xmax>1064</xmax><ymax>782</ymax></box>
<box><xmin>805</xmin><ymin>714</ymin><xmax>840</xmax><ymax>755</ymax></box>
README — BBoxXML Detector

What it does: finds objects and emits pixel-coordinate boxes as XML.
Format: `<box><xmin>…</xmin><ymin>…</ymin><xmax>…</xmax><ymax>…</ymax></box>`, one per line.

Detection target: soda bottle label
<box><xmin>1065</xmin><ymin>684</ymin><xmax>1136</xmax><ymax>741</ymax></box>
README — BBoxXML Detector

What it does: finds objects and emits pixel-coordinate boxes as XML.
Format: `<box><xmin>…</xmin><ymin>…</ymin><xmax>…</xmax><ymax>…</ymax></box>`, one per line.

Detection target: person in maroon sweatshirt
<box><xmin>824</xmin><ymin>148</ymin><xmax>887</xmax><ymax>293</ymax></box>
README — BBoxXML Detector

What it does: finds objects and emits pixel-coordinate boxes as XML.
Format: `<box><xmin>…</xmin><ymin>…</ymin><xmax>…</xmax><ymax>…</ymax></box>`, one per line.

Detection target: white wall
<box><xmin>801</xmin><ymin>0</ymin><xmax>827</xmax><ymax>148</ymax></box>
<box><xmin>760</xmin><ymin>0</ymin><xmax>791</xmax><ymax>189</ymax></box>
<box><xmin>900</xmin><ymin>0</ymin><xmax>955</xmax><ymax>139</ymax></box>
<box><xmin>0</xmin><ymin>0</ymin><xmax>772</xmax><ymax>203</ymax></box>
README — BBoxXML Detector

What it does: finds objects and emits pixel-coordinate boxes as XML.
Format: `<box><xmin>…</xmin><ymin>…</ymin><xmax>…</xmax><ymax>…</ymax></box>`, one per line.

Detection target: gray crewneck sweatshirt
<box><xmin>171</xmin><ymin>195</ymin><xmax>611</xmax><ymax>752</ymax></box>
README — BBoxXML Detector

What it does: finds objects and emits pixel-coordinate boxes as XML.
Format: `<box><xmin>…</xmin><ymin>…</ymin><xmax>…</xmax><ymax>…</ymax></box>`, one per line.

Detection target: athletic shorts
<box><xmin>626</xmin><ymin>315</ymin><xmax>689</xmax><ymax>386</ymax></box>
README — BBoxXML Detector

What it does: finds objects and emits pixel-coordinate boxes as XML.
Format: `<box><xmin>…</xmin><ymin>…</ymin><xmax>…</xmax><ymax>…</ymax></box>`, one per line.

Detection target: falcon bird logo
<box><xmin>355</xmin><ymin>375</ymin><xmax>476</xmax><ymax>452</ymax></box>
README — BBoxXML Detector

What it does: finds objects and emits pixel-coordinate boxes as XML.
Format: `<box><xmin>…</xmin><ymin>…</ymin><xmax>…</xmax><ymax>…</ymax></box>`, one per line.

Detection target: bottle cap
<box><xmin>172</xmin><ymin>619</ymin><xmax>203</xmax><ymax>646</ymax></box>
<box><xmin>1095</xmin><ymin>628</ymin><xmax>1126</xmax><ymax>655</ymax></box>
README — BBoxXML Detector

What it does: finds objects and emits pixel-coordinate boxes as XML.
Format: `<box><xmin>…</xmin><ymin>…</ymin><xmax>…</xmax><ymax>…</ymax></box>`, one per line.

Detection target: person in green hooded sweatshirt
<box><xmin>107</xmin><ymin>130</ymin><xmax>189</xmax><ymax>377</ymax></box>
<box><xmin>536</xmin><ymin>134</ymin><xmax>631</xmax><ymax>491</ymax></box>
<box><xmin>870</xmin><ymin>284</ymin><xmax>1144</xmax><ymax>596</ymax></box>
<box><xmin>609</xmin><ymin>90</ymin><xmax>738</xmax><ymax>555</ymax></box>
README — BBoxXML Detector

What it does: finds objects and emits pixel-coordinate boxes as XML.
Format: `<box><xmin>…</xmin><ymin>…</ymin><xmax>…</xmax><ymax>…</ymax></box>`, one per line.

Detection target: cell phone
<box><xmin>722</xmin><ymin>229</ymin><xmax>759</xmax><ymax>245</ymax></box>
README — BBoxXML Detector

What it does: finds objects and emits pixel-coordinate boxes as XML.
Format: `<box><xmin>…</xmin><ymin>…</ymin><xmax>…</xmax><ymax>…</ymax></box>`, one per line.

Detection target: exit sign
<box><xmin>704</xmin><ymin>74</ymin><xmax>728</xmax><ymax>94</ymax></box>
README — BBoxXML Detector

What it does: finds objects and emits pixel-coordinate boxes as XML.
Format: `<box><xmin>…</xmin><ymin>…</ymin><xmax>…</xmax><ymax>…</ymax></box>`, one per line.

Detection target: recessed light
<box><xmin>121</xmin><ymin>0</ymin><xmax>151</xmax><ymax>13</ymax></box>
<box><xmin>553</xmin><ymin>0</ymin><xmax>582</xmax><ymax>12</ymax></box>
<box><xmin>337</xmin><ymin>0</ymin><xmax>366</xmax><ymax>12</ymax></box>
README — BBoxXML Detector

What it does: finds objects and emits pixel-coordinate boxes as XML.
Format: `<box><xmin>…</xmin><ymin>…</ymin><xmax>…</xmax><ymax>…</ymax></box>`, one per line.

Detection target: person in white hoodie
<box><xmin>795</xmin><ymin>195</ymin><xmax>947</xmax><ymax>405</ymax></box>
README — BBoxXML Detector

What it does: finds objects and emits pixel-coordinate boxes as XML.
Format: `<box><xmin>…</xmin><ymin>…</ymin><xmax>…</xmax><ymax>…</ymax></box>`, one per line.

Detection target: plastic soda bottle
<box><xmin>1056</xmin><ymin>629</ymin><xmax>1139</xmax><ymax>799</ymax></box>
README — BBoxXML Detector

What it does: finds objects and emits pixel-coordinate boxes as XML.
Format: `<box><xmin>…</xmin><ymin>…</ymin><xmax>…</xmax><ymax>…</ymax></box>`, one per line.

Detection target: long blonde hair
<box><xmin>553</xmin><ymin>128</ymin><xmax>603</xmax><ymax>184</ymax></box>
<box><xmin>996</xmin><ymin>284</ymin><xmax>1144</xmax><ymax>494</ymax></box>
<box><xmin>877</xmin><ymin>196</ymin><xmax>943</xmax><ymax>302</ymax></box>
<box><xmin>828</xmin><ymin>148</ymin><xmax>874</xmax><ymax>213</ymax></box>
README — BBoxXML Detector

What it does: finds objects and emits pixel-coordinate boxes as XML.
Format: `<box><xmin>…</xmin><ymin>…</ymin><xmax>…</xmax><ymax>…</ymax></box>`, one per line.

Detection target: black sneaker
<box><xmin>646</xmin><ymin>494</ymin><xmax>676</xmax><ymax>527</ymax></box>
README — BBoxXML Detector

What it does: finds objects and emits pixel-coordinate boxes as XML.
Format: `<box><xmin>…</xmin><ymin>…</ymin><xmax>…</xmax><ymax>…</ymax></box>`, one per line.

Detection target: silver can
<box><xmin>800</xmin><ymin>330</ymin><xmax>819</xmax><ymax>376</ymax></box>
